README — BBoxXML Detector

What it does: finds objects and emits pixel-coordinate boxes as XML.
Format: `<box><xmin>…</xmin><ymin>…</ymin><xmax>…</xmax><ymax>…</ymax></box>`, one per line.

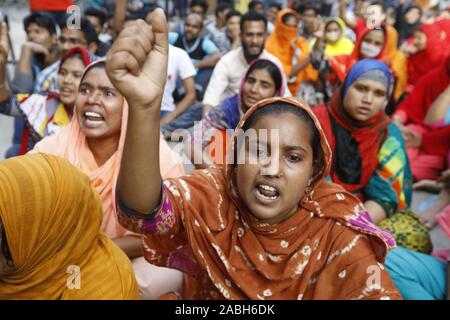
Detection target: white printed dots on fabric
<box><xmin>336</xmin><ymin>193</ymin><xmax>346</xmax><ymax>201</ymax></box>
<box><xmin>317</xmin><ymin>251</ymin><xmax>322</xmax><ymax>260</ymax></box>
<box><xmin>301</xmin><ymin>245</ymin><xmax>312</xmax><ymax>256</ymax></box>
<box><xmin>338</xmin><ymin>270</ymin><xmax>347</xmax><ymax>278</ymax></box>
<box><xmin>263</xmin><ymin>289</ymin><xmax>272</xmax><ymax>297</ymax></box>
<box><xmin>280</xmin><ymin>240</ymin><xmax>289</xmax><ymax>248</ymax></box>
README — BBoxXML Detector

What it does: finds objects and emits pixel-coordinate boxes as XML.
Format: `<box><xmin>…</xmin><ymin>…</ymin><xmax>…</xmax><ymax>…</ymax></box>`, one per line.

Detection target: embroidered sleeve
<box><xmin>116</xmin><ymin>184</ymin><xmax>181</xmax><ymax>236</ymax></box>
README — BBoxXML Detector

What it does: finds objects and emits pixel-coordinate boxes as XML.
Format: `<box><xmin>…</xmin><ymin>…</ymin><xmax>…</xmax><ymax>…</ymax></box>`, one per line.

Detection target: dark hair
<box><xmin>0</xmin><ymin>218</ymin><xmax>13</xmax><ymax>268</ymax></box>
<box><xmin>215</xmin><ymin>2</ymin><xmax>230</xmax><ymax>17</ymax></box>
<box><xmin>241</xmin><ymin>102</ymin><xmax>324</xmax><ymax>175</ymax></box>
<box><xmin>282</xmin><ymin>12</ymin><xmax>298</xmax><ymax>25</ymax></box>
<box><xmin>23</xmin><ymin>12</ymin><xmax>57</xmax><ymax>35</ymax></box>
<box><xmin>406</xmin><ymin>5</ymin><xmax>423</xmax><ymax>16</ymax></box>
<box><xmin>124</xmin><ymin>13</ymin><xmax>140</xmax><ymax>22</ymax></box>
<box><xmin>248</xmin><ymin>0</ymin><xmax>264</xmax><ymax>11</ymax></box>
<box><xmin>84</xmin><ymin>7</ymin><xmax>107</xmax><ymax>26</ymax></box>
<box><xmin>226</xmin><ymin>10</ymin><xmax>242</xmax><ymax>22</ymax></box>
<box><xmin>240</xmin><ymin>11</ymin><xmax>267</xmax><ymax>33</ymax></box>
<box><xmin>299</xmin><ymin>3</ymin><xmax>321</xmax><ymax>16</ymax></box>
<box><xmin>60</xmin><ymin>17</ymin><xmax>98</xmax><ymax>45</ymax></box>
<box><xmin>370</xmin><ymin>0</ymin><xmax>385</xmax><ymax>12</ymax></box>
<box><xmin>246</xmin><ymin>60</ymin><xmax>283</xmax><ymax>94</ymax></box>
<box><xmin>190</xmin><ymin>0</ymin><xmax>209</xmax><ymax>13</ymax></box>
<box><xmin>269</xmin><ymin>2</ymin><xmax>282</xmax><ymax>11</ymax></box>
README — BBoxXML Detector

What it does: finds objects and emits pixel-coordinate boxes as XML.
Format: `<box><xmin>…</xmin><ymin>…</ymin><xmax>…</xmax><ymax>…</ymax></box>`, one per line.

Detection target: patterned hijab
<box><xmin>314</xmin><ymin>59</ymin><xmax>392</xmax><ymax>195</ymax></box>
<box><xmin>145</xmin><ymin>97</ymin><xmax>398</xmax><ymax>300</ymax></box>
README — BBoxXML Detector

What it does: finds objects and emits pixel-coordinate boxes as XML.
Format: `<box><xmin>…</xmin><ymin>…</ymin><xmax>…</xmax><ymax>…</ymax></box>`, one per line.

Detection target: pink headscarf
<box><xmin>31</xmin><ymin>59</ymin><xmax>185</xmax><ymax>239</ymax></box>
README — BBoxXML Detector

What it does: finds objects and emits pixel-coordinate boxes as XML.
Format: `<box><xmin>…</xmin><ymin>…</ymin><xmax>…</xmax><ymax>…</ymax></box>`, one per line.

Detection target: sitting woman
<box><xmin>325</xmin><ymin>24</ymin><xmax>407</xmax><ymax>104</ymax></box>
<box><xmin>403</xmin><ymin>19</ymin><xmax>450</xmax><ymax>87</ymax></box>
<box><xmin>31</xmin><ymin>59</ymin><xmax>186</xmax><ymax>299</ymax></box>
<box><xmin>314</xmin><ymin>59</ymin><xmax>431</xmax><ymax>254</ymax></box>
<box><xmin>188</xmin><ymin>59</ymin><xmax>286</xmax><ymax>169</ymax></box>
<box><xmin>392</xmin><ymin>56</ymin><xmax>450</xmax><ymax>182</ymax></box>
<box><xmin>0</xmin><ymin>153</ymin><xmax>138</xmax><ymax>299</ymax></box>
<box><xmin>265</xmin><ymin>8</ymin><xmax>318</xmax><ymax>96</ymax></box>
<box><xmin>108</xmin><ymin>14</ymin><xmax>401</xmax><ymax>300</ymax></box>
<box><xmin>0</xmin><ymin>39</ymin><xmax>95</xmax><ymax>154</ymax></box>
<box><xmin>320</xmin><ymin>17</ymin><xmax>354</xmax><ymax>58</ymax></box>
<box><xmin>411</xmin><ymin>79</ymin><xmax>450</xmax><ymax>228</ymax></box>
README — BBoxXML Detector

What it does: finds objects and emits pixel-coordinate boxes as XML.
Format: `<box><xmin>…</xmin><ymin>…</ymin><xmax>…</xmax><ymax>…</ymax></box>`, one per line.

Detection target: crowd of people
<box><xmin>0</xmin><ymin>0</ymin><xmax>449</xmax><ymax>300</ymax></box>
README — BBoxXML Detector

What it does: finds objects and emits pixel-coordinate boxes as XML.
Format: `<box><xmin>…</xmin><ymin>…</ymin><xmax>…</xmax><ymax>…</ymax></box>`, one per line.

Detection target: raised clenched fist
<box><xmin>106</xmin><ymin>9</ymin><xmax>168</xmax><ymax>111</ymax></box>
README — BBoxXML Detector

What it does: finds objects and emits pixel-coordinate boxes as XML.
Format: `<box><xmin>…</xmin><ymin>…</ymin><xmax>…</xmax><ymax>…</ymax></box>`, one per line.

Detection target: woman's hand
<box><xmin>404</xmin><ymin>130</ymin><xmax>422</xmax><ymax>148</ymax></box>
<box><xmin>106</xmin><ymin>9</ymin><xmax>168</xmax><ymax>111</ymax></box>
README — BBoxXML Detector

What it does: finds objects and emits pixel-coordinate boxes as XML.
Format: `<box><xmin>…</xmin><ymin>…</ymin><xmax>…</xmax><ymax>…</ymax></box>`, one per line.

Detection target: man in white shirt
<box><xmin>202</xmin><ymin>11</ymin><xmax>291</xmax><ymax>112</ymax></box>
<box><xmin>160</xmin><ymin>44</ymin><xmax>197</xmax><ymax>135</ymax></box>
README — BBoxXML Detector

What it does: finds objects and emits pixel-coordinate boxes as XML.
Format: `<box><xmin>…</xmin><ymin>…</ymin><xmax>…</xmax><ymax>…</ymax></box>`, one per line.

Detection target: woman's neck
<box><xmin>64</xmin><ymin>104</ymin><xmax>74</xmax><ymax>119</ymax></box>
<box><xmin>87</xmin><ymin>134</ymin><xmax>120</xmax><ymax>167</ymax></box>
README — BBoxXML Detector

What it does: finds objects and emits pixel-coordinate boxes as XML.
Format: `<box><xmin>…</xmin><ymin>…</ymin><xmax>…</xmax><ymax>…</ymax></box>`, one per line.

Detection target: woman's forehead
<box><xmin>246</xmin><ymin>112</ymin><xmax>313</xmax><ymax>143</ymax></box>
<box><xmin>351</xmin><ymin>78</ymin><xmax>387</xmax><ymax>91</ymax></box>
<box><xmin>82</xmin><ymin>67</ymin><xmax>110</xmax><ymax>83</ymax></box>
<box><xmin>61</xmin><ymin>57</ymin><xmax>86</xmax><ymax>70</ymax></box>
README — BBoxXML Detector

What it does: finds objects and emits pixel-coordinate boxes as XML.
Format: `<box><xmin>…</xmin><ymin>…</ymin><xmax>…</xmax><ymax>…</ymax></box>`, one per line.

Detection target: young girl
<box><xmin>106</xmin><ymin>11</ymin><xmax>400</xmax><ymax>300</ymax></box>
<box><xmin>0</xmin><ymin>23</ymin><xmax>95</xmax><ymax>154</ymax></box>
<box><xmin>393</xmin><ymin>56</ymin><xmax>450</xmax><ymax>182</ymax></box>
<box><xmin>0</xmin><ymin>153</ymin><xmax>138</xmax><ymax>299</ymax></box>
<box><xmin>314</xmin><ymin>59</ymin><xmax>430</xmax><ymax>254</ymax></box>
<box><xmin>188</xmin><ymin>58</ymin><xmax>286</xmax><ymax>168</ymax></box>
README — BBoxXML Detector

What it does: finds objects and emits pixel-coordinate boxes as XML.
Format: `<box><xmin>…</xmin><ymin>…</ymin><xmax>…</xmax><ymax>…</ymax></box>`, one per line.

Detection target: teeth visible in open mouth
<box><xmin>256</xmin><ymin>184</ymin><xmax>279</xmax><ymax>200</ymax></box>
<box><xmin>84</xmin><ymin>111</ymin><xmax>104</xmax><ymax>121</ymax></box>
<box><xmin>259</xmin><ymin>185</ymin><xmax>276</xmax><ymax>192</ymax></box>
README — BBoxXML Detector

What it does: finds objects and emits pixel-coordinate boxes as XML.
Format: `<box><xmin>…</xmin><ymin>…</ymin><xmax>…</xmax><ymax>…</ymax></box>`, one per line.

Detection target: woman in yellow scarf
<box><xmin>322</xmin><ymin>17</ymin><xmax>355</xmax><ymax>58</ymax></box>
<box><xmin>0</xmin><ymin>153</ymin><xmax>139</xmax><ymax>299</ymax></box>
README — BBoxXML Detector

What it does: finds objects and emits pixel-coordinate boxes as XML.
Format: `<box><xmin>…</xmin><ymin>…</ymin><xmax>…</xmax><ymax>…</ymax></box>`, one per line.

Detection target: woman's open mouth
<box><xmin>60</xmin><ymin>87</ymin><xmax>74</xmax><ymax>96</ymax></box>
<box><xmin>254</xmin><ymin>183</ymin><xmax>280</xmax><ymax>204</ymax></box>
<box><xmin>82</xmin><ymin>111</ymin><xmax>105</xmax><ymax>128</ymax></box>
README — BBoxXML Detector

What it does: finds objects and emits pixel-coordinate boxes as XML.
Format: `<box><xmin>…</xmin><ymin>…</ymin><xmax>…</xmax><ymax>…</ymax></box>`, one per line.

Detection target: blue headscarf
<box><xmin>341</xmin><ymin>59</ymin><xmax>394</xmax><ymax>99</ymax></box>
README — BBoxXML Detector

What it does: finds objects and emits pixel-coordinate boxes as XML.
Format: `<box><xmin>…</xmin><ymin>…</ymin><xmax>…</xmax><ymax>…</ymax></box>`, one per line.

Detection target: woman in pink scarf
<box><xmin>31</xmin><ymin>60</ymin><xmax>186</xmax><ymax>299</ymax></box>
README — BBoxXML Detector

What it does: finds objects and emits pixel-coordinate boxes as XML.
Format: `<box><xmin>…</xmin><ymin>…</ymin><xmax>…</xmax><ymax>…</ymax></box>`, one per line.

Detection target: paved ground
<box><xmin>0</xmin><ymin>2</ymin><xmax>448</xmax><ymax>250</ymax></box>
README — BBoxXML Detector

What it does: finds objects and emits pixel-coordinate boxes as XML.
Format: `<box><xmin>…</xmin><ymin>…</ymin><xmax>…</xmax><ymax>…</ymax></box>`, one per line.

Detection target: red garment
<box><xmin>328</xmin><ymin>24</ymin><xmax>407</xmax><ymax>101</ymax></box>
<box><xmin>329</xmin><ymin>25</ymin><xmax>390</xmax><ymax>82</ymax></box>
<box><xmin>29</xmin><ymin>0</ymin><xmax>73</xmax><ymax>11</ymax></box>
<box><xmin>354</xmin><ymin>17</ymin><xmax>366</xmax><ymax>37</ymax></box>
<box><xmin>396</xmin><ymin>57</ymin><xmax>450</xmax><ymax>128</ymax></box>
<box><xmin>422</xmin><ymin>126</ymin><xmax>450</xmax><ymax>157</ymax></box>
<box><xmin>313</xmin><ymin>92</ymin><xmax>391</xmax><ymax>195</ymax></box>
<box><xmin>407</xmin><ymin>19</ymin><xmax>450</xmax><ymax>85</ymax></box>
